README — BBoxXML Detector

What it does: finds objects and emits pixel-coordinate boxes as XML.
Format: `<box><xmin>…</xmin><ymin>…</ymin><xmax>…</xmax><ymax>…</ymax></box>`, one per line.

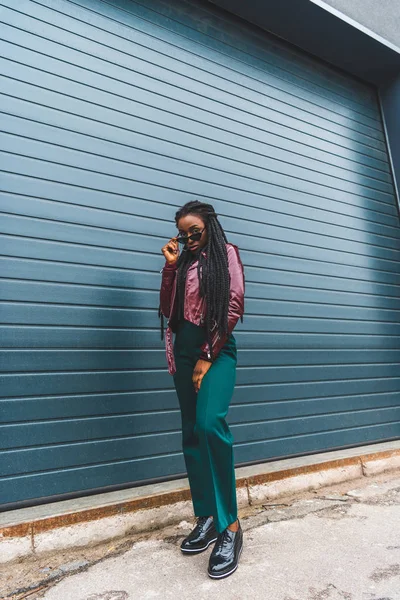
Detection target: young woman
<box><xmin>159</xmin><ymin>200</ymin><xmax>245</xmax><ymax>579</ymax></box>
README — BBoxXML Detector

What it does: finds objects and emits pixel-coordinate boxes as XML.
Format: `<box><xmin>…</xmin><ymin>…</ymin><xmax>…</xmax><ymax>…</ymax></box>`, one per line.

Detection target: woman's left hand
<box><xmin>193</xmin><ymin>359</ymin><xmax>212</xmax><ymax>393</ymax></box>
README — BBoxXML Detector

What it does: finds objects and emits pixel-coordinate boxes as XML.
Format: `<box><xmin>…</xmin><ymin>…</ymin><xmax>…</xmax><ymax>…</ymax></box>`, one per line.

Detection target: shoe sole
<box><xmin>180</xmin><ymin>535</ymin><xmax>218</xmax><ymax>554</ymax></box>
<box><xmin>207</xmin><ymin>539</ymin><xmax>243</xmax><ymax>579</ymax></box>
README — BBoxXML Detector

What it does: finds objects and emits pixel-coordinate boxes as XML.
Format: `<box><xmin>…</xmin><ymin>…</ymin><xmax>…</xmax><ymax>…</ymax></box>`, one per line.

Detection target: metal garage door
<box><xmin>1</xmin><ymin>0</ymin><xmax>399</xmax><ymax>508</ymax></box>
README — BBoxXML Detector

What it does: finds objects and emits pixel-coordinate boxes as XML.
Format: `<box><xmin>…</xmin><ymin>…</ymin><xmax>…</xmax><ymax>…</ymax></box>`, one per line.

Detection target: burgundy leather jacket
<box><xmin>159</xmin><ymin>243</ymin><xmax>245</xmax><ymax>375</ymax></box>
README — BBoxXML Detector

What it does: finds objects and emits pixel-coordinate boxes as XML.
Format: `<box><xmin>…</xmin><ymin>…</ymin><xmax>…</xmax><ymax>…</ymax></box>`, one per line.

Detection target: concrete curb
<box><xmin>1</xmin><ymin>441</ymin><xmax>399</xmax><ymax>564</ymax></box>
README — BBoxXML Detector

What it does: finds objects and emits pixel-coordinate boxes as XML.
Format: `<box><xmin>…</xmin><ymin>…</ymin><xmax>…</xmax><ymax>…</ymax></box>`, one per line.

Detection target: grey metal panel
<box><xmin>320</xmin><ymin>0</ymin><xmax>400</xmax><ymax>50</ymax></box>
<box><xmin>0</xmin><ymin>0</ymin><xmax>399</xmax><ymax>508</ymax></box>
<box><xmin>208</xmin><ymin>0</ymin><xmax>400</xmax><ymax>85</ymax></box>
<box><xmin>1</xmin><ymin>79</ymin><xmax>391</xmax><ymax>177</ymax></box>
<box><xmin>380</xmin><ymin>76</ymin><xmax>400</xmax><ymax>217</ymax></box>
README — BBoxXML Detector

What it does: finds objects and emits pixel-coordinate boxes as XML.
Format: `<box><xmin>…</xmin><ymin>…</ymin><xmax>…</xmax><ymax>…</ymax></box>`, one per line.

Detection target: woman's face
<box><xmin>177</xmin><ymin>214</ymin><xmax>208</xmax><ymax>253</ymax></box>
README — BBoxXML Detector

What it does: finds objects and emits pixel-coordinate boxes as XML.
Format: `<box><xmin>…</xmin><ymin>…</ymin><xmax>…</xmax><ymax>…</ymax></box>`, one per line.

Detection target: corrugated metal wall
<box><xmin>1</xmin><ymin>0</ymin><xmax>399</xmax><ymax>508</ymax></box>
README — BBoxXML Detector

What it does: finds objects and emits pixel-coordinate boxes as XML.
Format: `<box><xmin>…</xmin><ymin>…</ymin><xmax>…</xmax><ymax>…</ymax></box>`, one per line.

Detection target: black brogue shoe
<box><xmin>180</xmin><ymin>516</ymin><xmax>218</xmax><ymax>554</ymax></box>
<box><xmin>207</xmin><ymin>519</ymin><xmax>243</xmax><ymax>579</ymax></box>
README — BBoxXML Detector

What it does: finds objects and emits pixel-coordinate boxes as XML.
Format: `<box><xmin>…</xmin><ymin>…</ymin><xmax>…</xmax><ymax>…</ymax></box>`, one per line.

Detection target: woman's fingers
<box><xmin>192</xmin><ymin>360</ymin><xmax>212</xmax><ymax>392</ymax></box>
<box><xmin>162</xmin><ymin>240</ymin><xmax>173</xmax><ymax>255</ymax></box>
<box><xmin>161</xmin><ymin>237</ymin><xmax>179</xmax><ymax>263</ymax></box>
<box><xmin>168</xmin><ymin>239</ymin><xmax>179</xmax><ymax>255</ymax></box>
<box><xmin>193</xmin><ymin>378</ymin><xmax>201</xmax><ymax>393</ymax></box>
<box><xmin>192</xmin><ymin>368</ymin><xmax>201</xmax><ymax>393</ymax></box>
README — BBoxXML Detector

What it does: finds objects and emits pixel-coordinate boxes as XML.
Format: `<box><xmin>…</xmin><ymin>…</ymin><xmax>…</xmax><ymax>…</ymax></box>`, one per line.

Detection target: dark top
<box><xmin>173</xmin><ymin>248</ymin><xmax>202</xmax><ymax>329</ymax></box>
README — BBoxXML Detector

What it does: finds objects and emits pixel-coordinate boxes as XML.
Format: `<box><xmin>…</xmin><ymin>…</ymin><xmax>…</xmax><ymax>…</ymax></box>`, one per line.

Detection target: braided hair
<box><xmin>159</xmin><ymin>200</ymin><xmax>233</xmax><ymax>361</ymax></box>
<box><xmin>175</xmin><ymin>201</ymin><xmax>230</xmax><ymax>360</ymax></box>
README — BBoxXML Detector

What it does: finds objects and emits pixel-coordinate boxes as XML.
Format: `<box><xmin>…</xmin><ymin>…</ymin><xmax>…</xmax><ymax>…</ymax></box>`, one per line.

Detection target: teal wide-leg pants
<box><xmin>173</xmin><ymin>319</ymin><xmax>238</xmax><ymax>533</ymax></box>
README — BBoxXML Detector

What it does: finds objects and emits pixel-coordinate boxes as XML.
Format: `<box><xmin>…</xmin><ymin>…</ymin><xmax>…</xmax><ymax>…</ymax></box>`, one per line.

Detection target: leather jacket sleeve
<box><xmin>159</xmin><ymin>260</ymin><xmax>178</xmax><ymax>318</ymax></box>
<box><xmin>199</xmin><ymin>244</ymin><xmax>245</xmax><ymax>362</ymax></box>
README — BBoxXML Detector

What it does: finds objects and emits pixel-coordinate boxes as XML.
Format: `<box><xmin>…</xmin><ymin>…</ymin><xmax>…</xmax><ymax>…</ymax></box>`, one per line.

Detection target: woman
<box><xmin>159</xmin><ymin>200</ymin><xmax>245</xmax><ymax>579</ymax></box>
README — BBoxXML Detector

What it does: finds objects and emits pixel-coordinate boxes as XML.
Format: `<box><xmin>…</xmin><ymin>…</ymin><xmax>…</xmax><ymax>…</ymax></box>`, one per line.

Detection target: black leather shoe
<box><xmin>207</xmin><ymin>519</ymin><xmax>243</xmax><ymax>579</ymax></box>
<box><xmin>180</xmin><ymin>516</ymin><xmax>218</xmax><ymax>554</ymax></box>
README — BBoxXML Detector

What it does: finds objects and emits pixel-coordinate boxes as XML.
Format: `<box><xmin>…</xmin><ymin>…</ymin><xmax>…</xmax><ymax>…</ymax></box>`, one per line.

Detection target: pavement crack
<box><xmin>307</xmin><ymin>582</ymin><xmax>352</xmax><ymax>599</ymax></box>
<box><xmin>245</xmin><ymin>478</ymin><xmax>252</xmax><ymax>506</ymax></box>
<box><xmin>30</xmin><ymin>524</ymin><xmax>35</xmax><ymax>555</ymax></box>
<box><xmin>369</xmin><ymin>563</ymin><xmax>400</xmax><ymax>582</ymax></box>
<box><xmin>360</xmin><ymin>458</ymin><xmax>368</xmax><ymax>477</ymax></box>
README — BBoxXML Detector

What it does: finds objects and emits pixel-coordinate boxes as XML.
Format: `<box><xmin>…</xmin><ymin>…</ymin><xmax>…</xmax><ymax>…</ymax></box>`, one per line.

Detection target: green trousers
<box><xmin>173</xmin><ymin>319</ymin><xmax>238</xmax><ymax>533</ymax></box>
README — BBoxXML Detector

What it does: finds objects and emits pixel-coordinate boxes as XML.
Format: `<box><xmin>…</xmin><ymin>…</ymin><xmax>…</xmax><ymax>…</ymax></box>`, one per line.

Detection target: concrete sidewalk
<box><xmin>2</xmin><ymin>441</ymin><xmax>400</xmax><ymax>566</ymax></box>
<box><xmin>4</xmin><ymin>467</ymin><xmax>400</xmax><ymax>600</ymax></box>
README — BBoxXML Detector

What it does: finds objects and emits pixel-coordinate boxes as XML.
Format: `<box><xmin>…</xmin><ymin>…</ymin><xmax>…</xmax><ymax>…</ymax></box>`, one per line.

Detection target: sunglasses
<box><xmin>175</xmin><ymin>228</ymin><xmax>205</xmax><ymax>245</ymax></box>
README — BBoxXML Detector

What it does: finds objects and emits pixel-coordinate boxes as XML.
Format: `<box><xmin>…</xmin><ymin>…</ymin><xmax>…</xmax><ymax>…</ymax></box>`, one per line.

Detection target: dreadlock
<box><xmin>159</xmin><ymin>200</ymin><xmax>234</xmax><ymax>361</ymax></box>
<box><xmin>175</xmin><ymin>201</ymin><xmax>230</xmax><ymax>361</ymax></box>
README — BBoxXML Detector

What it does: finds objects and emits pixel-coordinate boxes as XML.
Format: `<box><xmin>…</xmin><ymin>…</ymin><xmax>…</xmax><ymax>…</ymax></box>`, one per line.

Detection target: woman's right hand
<box><xmin>162</xmin><ymin>237</ymin><xmax>180</xmax><ymax>265</ymax></box>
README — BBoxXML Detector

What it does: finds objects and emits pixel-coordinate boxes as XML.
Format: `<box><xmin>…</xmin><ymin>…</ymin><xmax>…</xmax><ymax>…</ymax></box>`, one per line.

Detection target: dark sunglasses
<box><xmin>175</xmin><ymin>228</ymin><xmax>205</xmax><ymax>245</ymax></box>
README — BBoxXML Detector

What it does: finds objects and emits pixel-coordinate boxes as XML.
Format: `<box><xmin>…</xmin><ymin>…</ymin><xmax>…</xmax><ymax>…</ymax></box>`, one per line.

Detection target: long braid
<box><xmin>159</xmin><ymin>240</ymin><xmax>193</xmax><ymax>341</ymax></box>
<box><xmin>176</xmin><ymin>247</ymin><xmax>193</xmax><ymax>315</ymax></box>
<box><xmin>173</xmin><ymin>201</ymin><xmax>231</xmax><ymax>361</ymax></box>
